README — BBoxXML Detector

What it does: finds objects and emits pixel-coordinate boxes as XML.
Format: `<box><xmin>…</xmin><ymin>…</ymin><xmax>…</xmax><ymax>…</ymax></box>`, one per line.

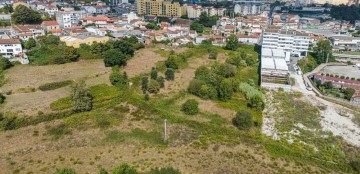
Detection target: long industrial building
<box><xmin>260</xmin><ymin>48</ymin><xmax>291</xmax><ymax>91</ymax></box>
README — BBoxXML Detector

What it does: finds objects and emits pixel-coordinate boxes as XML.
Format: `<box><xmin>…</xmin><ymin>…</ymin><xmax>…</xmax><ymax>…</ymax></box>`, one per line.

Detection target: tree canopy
<box><xmin>12</xmin><ymin>5</ymin><xmax>42</xmax><ymax>24</ymax></box>
<box><xmin>190</xmin><ymin>22</ymin><xmax>204</xmax><ymax>33</ymax></box>
<box><xmin>330</xmin><ymin>5</ymin><xmax>360</xmax><ymax>22</ymax></box>
<box><xmin>313</xmin><ymin>40</ymin><xmax>332</xmax><ymax>64</ymax></box>
<box><xmin>225</xmin><ymin>34</ymin><xmax>240</xmax><ymax>51</ymax></box>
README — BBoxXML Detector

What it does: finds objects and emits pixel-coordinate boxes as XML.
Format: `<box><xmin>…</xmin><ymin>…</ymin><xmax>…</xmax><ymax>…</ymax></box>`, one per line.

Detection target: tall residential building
<box><xmin>261</xmin><ymin>29</ymin><xmax>310</xmax><ymax>58</ymax></box>
<box><xmin>137</xmin><ymin>0</ymin><xmax>184</xmax><ymax>17</ymax></box>
<box><xmin>234</xmin><ymin>3</ymin><xmax>262</xmax><ymax>16</ymax></box>
<box><xmin>55</xmin><ymin>10</ymin><xmax>90</xmax><ymax>28</ymax></box>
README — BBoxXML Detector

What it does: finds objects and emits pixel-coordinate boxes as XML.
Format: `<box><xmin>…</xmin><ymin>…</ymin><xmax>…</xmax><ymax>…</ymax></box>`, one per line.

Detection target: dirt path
<box><xmin>123</xmin><ymin>48</ymin><xmax>167</xmax><ymax>78</ymax></box>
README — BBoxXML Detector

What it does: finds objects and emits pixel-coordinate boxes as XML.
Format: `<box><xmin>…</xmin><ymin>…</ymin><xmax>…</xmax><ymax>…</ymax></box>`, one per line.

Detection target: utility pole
<box><xmin>164</xmin><ymin>119</ymin><xmax>167</xmax><ymax>143</ymax></box>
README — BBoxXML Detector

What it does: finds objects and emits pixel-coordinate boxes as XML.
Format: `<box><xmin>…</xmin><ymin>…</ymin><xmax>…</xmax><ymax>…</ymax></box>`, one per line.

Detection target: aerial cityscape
<box><xmin>0</xmin><ymin>0</ymin><xmax>359</xmax><ymax>173</ymax></box>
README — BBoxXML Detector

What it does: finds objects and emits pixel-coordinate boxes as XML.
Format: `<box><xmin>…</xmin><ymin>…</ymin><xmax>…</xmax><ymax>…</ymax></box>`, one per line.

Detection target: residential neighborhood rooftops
<box><xmin>42</xmin><ymin>21</ymin><xmax>59</xmax><ymax>26</ymax></box>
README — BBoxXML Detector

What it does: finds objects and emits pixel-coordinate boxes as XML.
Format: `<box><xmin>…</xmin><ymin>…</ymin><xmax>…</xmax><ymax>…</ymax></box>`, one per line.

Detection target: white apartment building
<box><xmin>0</xmin><ymin>39</ymin><xmax>23</xmax><ymax>57</ymax></box>
<box><xmin>262</xmin><ymin>29</ymin><xmax>310</xmax><ymax>58</ymax></box>
<box><xmin>45</xmin><ymin>5</ymin><xmax>58</xmax><ymax>16</ymax></box>
<box><xmin>56</xmin><ymin>10</ymin><xmax>89</xmax><ymax>28</ymax></box>
<box><xmin>234</xmin><ymin>3</ymin><xmax>262</xmax><ymax>16</ymax></box>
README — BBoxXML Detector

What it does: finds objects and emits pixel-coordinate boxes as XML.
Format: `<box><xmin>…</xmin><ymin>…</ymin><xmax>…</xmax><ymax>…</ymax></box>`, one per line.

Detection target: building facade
<box><xmin>185</xmin><ymin>4</ymin><xmax>225</xmax><ymax>18</ymax></box>
<box><xmin>137</xmin><ymin>0</ymin><xmax>184</xmax><ymax>17</ymax></box>
<box><xmin>56</xmin><ymin>10</ymin><xmax>89</xmax><ymax>28</ymax></box>
<box><xmin>0</xmin><ymin>39</ymin><xmax>23</xmax><ymax>57</ymax></box>
<box><xmin>262</xmin><ymin>29</ymin><xmax>310</xmax><ymax>58</ymax></box>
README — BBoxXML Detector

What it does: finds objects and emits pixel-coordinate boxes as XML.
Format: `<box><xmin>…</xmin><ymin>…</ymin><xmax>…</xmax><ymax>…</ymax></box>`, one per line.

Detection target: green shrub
<box><xmin>211</xmin><ymin>63</ymin><xmax>236</xmax><ymax>78</ymax></box>
<box><xmin>147</xmin><ymin>167</ymin><xmax>181</xmax><ymax>174</ymax></box>
<box><xmin>54</xmin><ymin>168</ymin><xmax>77</xmax><ymax>174</ymax></box>
<box><xmin>71</xmin><ymin>80</ymin><xmax>93</xmax><ymax>112</ymax></box>
<box><xmin>233</xmin><ymin>110</ymin><xmax>253</xmax><ymax>130</ymax></box>
<box><xmin>165</xmin><ymin>55</ymin><xmax>179</xmax><ymax>69</ymax></box>
<box><xmin>0</xmin><ymin>57</ymin><xmax>12</xmax><ymax>71</ymax></box>
<box><xmin>238</xmin><ymin>82</ymin><xmax>264</xmax><ymax>100</ymax></box>
<box><xmin>147</xmin><ymin>79</ymin><xmax>160</xmax><ymax>94</ymax></box>
<box><xmin>208</xmin><ymin>50</ymin><xmax>217</xmax><ymax>59</ymax></box>
<box><xmin>150</xmin><ymin>67</ymin><xmax>158</xmax><ymax>80</ymax></box>
<box><xmin>350</xmin><ymin>160</ymin><xmax>360</xmax><ymax>172</ymax></box>
<box><xmin>99</xmin><ymin>168</ymin><xmax>109</xmax><ymax>174</ymax></box>
<box><xmin>110</xmin><ymin>71</ymin><xmax>128</xmax><ymax>87</ymax></box>
<box><xmin>181</xmin><ymin>99</ymin><xmax>199</xmax><ymax>115</ymax></box>
<box><xmin>50</xmin><ymin>97</ymin><xmax>72</xmax><ymax>111</ymax></box>
<box><xmin>156</xmin><ymin>76</ymin><xmax>165</xmax><ymax>88</ymax></box>
<box><xmin>38</xmin><ymin>80</ymin><xmax>73</xmax><ymax>91</ymax></box>
<box><xmin>250</xmin><ymin>95</ymin><xmax>265</xmax><ymax>111</ymax></box>
<box><xmin>112</xmin><ymin>163</ymin><xmax>138</xmax><ymax>174</ymax></box>
<box><xmin>218</xmin><ymin>79</ymin><xmax>233</xmax><ymax>101</ymax></box>
<box><xmin>141</xmin><ymin>76</ymin><xmax>148</xmax><ymax>92</ymax></box>
<box><xmin>165</xmin><ymin>68</ymin><xmax>175</xmax><ymax>81</ymax></box>
<box><xmin>0</xmin><ymin>93</ymin><xmax>5</xmax><ymax>104</ymax></box>
<box><xmin>103</xmin><ymin>49</ymin><xmax>128</xmax><ymax>67</ymax></box>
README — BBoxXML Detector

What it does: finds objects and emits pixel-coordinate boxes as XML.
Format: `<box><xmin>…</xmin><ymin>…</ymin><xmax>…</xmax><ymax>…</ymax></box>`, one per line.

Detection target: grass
<box><xmin>105</xmin><ymin>128</ymin><xmax>164</xmax><ymax>145</ymax></box>
<box><xmin>49</xmin><ymin>84</ymin><xmax>119</xmax><ymax>111</ymax></box>
<box><xmin>46</xmin><ymin>123</ymin><xmax>72</xmax><ymax>140</ymax></box>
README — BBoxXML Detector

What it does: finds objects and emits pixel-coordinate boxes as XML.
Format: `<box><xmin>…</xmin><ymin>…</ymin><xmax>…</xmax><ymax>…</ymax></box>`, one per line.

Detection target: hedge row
<box><xmin>39</xmin><ymin>80</ymin><xmax>73</xmax><ymax>91</ymax></box>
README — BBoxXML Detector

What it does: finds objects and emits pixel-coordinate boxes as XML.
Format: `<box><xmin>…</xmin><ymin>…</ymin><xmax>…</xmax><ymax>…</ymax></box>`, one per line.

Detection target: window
<box><xmin>7</xmin><ymin>49</ymin><xmax>13</xmax><ymax>52</ymax></box>
<box><xmin>16</xmin><ymin>48</ymin><xmax>20</xmax><ymax>51</ymax></box>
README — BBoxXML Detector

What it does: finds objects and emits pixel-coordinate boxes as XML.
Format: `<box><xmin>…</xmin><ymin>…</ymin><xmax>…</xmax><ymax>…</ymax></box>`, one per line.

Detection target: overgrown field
<box><xmin>0</xmin><ymin>44</ymin><xmax>358</xmax><ymax>173</ymax></box>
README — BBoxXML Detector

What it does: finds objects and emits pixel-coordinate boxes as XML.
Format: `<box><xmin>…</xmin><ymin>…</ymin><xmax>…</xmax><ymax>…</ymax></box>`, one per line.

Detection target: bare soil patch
<box><xmin>123</xmin><ymin>48</ymin><xmax>167</xmax><ymax>78</ymax></box>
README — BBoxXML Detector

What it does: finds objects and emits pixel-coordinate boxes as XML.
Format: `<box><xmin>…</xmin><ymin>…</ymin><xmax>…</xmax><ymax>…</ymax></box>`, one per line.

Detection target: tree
<box><xmin>147</xmin><ymin>167</ymin><xmax>181</xmax><ymax>174</ymax></box>
<box><xmin>250</xmin><ymin>95</ymin><xmax>264</xmax><ymax>111</ymax></box>
<box><xmin>64</xmin><ymin>46</ymin><xmax>80</xmax><ymax>62</ymax></box>
<box><xmin>190</xmin><ymin>22</ymin><xmax>204</xmax><ymax>33</ymax></box>
<box><xmin>156</xmin><ymin>76</ymin><xmax>165</xmax><ymax>88</ymax></box>
<box><xmin>141</xmin><ymin>76</ymin><xmax>149</xmax><ymax>93</ymax></box>
<box><xmin>313</xmin><ymin>39</ymin><xmax>332</xmax><ymax>64</ymax></box>
<box><xmin>71</xmin><ymin>80</ymin><xmax>93</xmax><ymax>112</ymax></box>
<box><xmin>150</xmin><ymin>67</ymin><xmax>158</xmax><ymax>80</ymax></box>
<box><xmin>110</xmin><ymin>71</ymin><xmax>128</xmax><ymax>87</ymax></box>
<box><xmin>113</xmin><ymin>40</ymin><xmax>135</xmax><ymax>56</ymax></box>
<box><xmin>54</xmin><ymin>168</ymin><xmax>77</xmax><ymax>174</ymax></box>
<box><xmin>146</xmin><ymin>22</ymin><xmax>159</xmax><ymax>30</ymax></box>
<box><xmin>165</xmin><ymin>68</ymin><xmax>175</xmax><ymax>81</ymax></box>
<box><xmin>12</xmin><ymin>5</ymin><xmax>42</xmax><ymax>24</ymax></box>
<box><xmin>344</xmin><ymin>88</ymin><xmax>355</xmax><ymax>100</ymax></box>
<box><xmin>0</xmin><ymin>93</ymin><xmax>6</xmax><ymax>104</ymax></box>
<box><xmin>218</xmin><ymin>79</ymin><xmax>233</xmax><ymax>101</ymax></box>
<box><xmin>165</xmin><ymin>56</ymin><xmax>179</xmax><ymax>69</ymax></box>
<box><xmin>24</xmin><ymin>37</ymin><xmax>36</xmax><ymax>49</ymax></box>
<box><xmin>323</xmin><ymin>81</ymin><xmax>333</xmax><ymax>89</ymax></box>
<box><xmin>99</xmin><ymin>168</ymin><xmax>109</xmax><ymax>174</ymax></box>
<box><xmin>225</xmin><ymin>34</ymin><xmax>240</xmax><ymax>51</ymax></box>
<box><xmin>103</xmin><ymin>49</ymin><xmax>128</xmax><ymax>67</ymax></box>
<box><xmin>147</xmin><ymin>79</ymin><xmax>160</xmax><ymax>94</ymax></box>
<box><xmin>112</xmin><ymin>163</ymin><xmax>138</xmax><ymax>174</ymax></box>
<box><xmin>181</xmin><ymin>99</ymin><xmax>199</xmax><ymax>115</ymax></box>
<box><xmin>91</xmin><ymin>42</ymin><xmax>110</xmax><ymax>54</ymax></box>
<box><xmin>0</xmin><ymin>57</ymin><xmax>12</xmax><ymax>71</ymax></box>
<box><xmin>233</xmin><ymin>110</ymin><xmax>253</xmax><ymax>130</ymax></box>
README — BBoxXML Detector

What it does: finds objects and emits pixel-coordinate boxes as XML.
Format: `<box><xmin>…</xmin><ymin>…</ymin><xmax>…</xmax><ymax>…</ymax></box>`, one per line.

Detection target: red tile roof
<box><xmin>0</xmin><ymin>39</ymin><xmax>21</xmax><ymax>44</ymax></box>
<box><xmin>42</xmin><ymin>21</ymin><xmax>59</xmax><ymax>26</ymax></box>
<box><xmin>314</xmin><ymin>74</ymin><xmax>360</xmax><ymax>85</ymax></box>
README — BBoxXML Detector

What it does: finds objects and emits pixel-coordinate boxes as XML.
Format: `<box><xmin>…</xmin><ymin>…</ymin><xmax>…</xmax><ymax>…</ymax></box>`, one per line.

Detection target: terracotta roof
<box><xmin>42</xmin><ymin>21</ymin><xmax>59</xmax><ymax>26</ymax></box>
<box><xmin>94</xmin><ymin>5</ymin><xmax>108</xmax><ymax>9</ymax></box>
<box><xmin>0</xmin><ymin>39</ymin><xmax>21</xmax><ymax>44</ymax></box>
<box><xmin>46</xmin><ymin>5</ymin><xmax>57</xmax><ymax>9</ymax></box>
<box><xmin>225</xmin><ymin>25</ymin><xmax>236</xmax><ymax>29</ymax></box>
<box><xmin>48</xmin><ymin>29</ymin><xmax>62</xmax><ymax>33</ymax></box>
<box><xmin>314</xmin><ymin>74</ymin><xmax>360</xmax><ymax>85</ymax></box>
<box><xmin>82</xmin><ymin>15</ymin><xmax>112</xmax><ymax>22</ymax></box>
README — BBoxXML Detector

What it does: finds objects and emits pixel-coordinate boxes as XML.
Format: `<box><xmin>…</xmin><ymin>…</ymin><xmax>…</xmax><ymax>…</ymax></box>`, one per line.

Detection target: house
<box><xmin>195</xmin><ymin>35</ymin><xmax>225</xmax><ymax>46</ymax></box>
<box><xmin>60</xmin><ymin>35</ymin><xmax>110</xmax><ymax>48</ymax></box>
<box><xmin>45</xmin><ymin>5</ymin><xmax>58</xmax><ymax>16</ymax></box>
<box><xmin>11</xmin><ymin>25</ymin><xmax>45</xmax><ymax>41</ymax></box>
<box><xmin>81</xmin><ymin>15</ymin><xmax>114</xmax><ymax>28</ymax></box>
<box><xmin>0</xmin><ymin>39</ymin><xmax>22</xmax><ymax>57</ymax></box>
<box><xmin>237</xmin><ymin>34</ymin><xmax>259</xmax><ymax>44</ymax></box>
<box><xmin>56</xmin><ymin>10</ymin><xmax>89</xmax><ymax>28</ymax></box>
<box><xmin>42</xmin><ymin>21</ymin><xmax>61</xmax><ymax>31</ymax></box>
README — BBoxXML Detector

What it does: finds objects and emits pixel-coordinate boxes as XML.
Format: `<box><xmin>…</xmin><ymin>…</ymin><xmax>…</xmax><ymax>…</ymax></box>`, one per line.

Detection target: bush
<box><xmin>211</xmin><ymin>63</ymin><xmax>236</xmax><ymax>78</ymax></box>
<box><xmin>141</xmin><ymin>76</ymin><xmax>148</xmax><ymax>93</ymax></box>
<box><xmin>110</xmin><ymin>71</ymin><xmax>128</xmax><ymax>87</ymax></box>
<box><xmin>181</xmin><ymin>99</ymin><xmax>199</xmax><ymax>115</ymax></box>
<box><xmin>147</xmin><ymin>79</ymin><xmax>160</xmax><ymax>94</ymax></box>
<box><xmin>54</xmin><ymin>168</ymin><xmax>77</xmax><ymax>174</ymax></box>
<box><xmin>147</xmin><ymin>167</ymin><xmax>181</xmax><ymax>174</ymax></box>
<box><xmin>165</xmin><ymin>68</ymin><xmax>175</xmax><ymax>81</ymax></box>
<box><xmin>71</xmin><ymin>80</ymin><xmax>93</xmax><ymax>112</ymax></box>
<box><xmin>144</xmin><ymin>93</ymin><xmax>150</xmax><ymax>100</ymax></box>
<box><xmin>0</xmin><ymin>93</ymin><xmax>5</xmax><ymax>104</ymax></box>
<box><xmin>233</xmin><ymin>110</ymin><xmax>253</xmax><ymax>130</ymax></box>
<box><xmin>250</xmin><ymin>95</ymin><xmax>265</xmax><ymax>111</ymax></box>
<box><xmin>340</xmin><ymin>75</ymin><xmax>345</xmax><ymax>79</ymax></box>
<box><xmin>208</xmin><ymin>50</ymin><xmax>217</xmax><ymax>60</ymax></box>
<box><xmin>218</xmin><ymin>79</ymin><xmax>233</xmax><ymax>101</ymax></box>
<box><xmin>350</xmin><ymin>160</ymin><xmax>360</xmax><ymax>172</ymax></box>
<box><xmin>344</xmin><ymin>88</ymin><xmax>355</xmax><ymax>100</ymax></box>
<box><xmin>0</xmin><ymin>57</ymin><xmax>12</xmax><ymax>71</ymax></box>
<box><xmin>150</xmin><ymin>67</ymin><xmax>158</xmax><ymax>80</ymax></box>
<box><xmin>112</xmin><ymin>163</ymin><xmax>138</xmax><ymax>174</ymax></box>
<box><xmin>165</xmin><ymin>55</ymin><xmax>179</xmax><ymax>69</ymax></box>
<box><xmin>99</xmin><ymin>168</ymin><xmax>109</xmax><ymax>174</ymax></box>
<box><xmin>38</xmin><ymin>80</ymin><xmax>73</xmax><ymax>91</ymax></box>
<box><xmin>103</xmin><ymin>49</ymin><xmax>128</xmax><ymax>67</ymax></box>
<box><xmin>156</xmin><ymin>76</ymin><xmax>165</xmax><ymax>88</ymax></box>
